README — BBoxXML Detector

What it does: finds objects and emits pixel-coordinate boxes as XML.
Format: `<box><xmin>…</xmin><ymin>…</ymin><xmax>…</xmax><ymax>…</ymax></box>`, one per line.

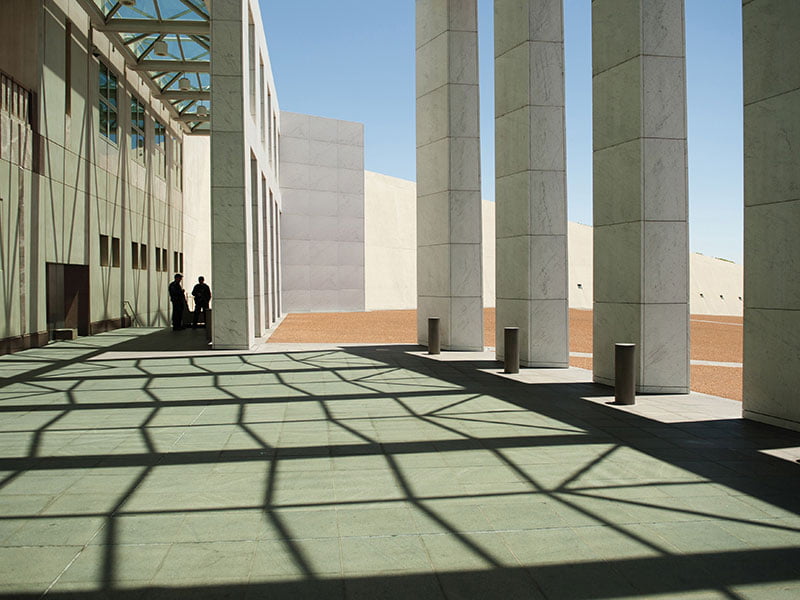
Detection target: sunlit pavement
<box><xmin>1</xmin><ymin>329</ymin><xmax>799</xmax><ymax>599</ymax></box>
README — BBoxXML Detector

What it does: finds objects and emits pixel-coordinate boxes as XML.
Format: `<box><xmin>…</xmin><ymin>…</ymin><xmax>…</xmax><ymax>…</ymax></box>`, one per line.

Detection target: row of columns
<box><xmin>417</xmin><ymin>0</ymin><xmax>799</xmax><ymax>428</ymax></box>
<box><xmin>416</xmin><ymin>0</ymin><xmax>689</xmax><ymax>391</ymax></box>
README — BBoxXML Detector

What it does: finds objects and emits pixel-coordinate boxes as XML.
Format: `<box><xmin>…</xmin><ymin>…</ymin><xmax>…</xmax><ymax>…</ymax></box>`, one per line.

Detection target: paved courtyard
<box><xmin>1</xmin><ymin>328</ymin><xmax>799</xmax><ymax>598</ymax></box>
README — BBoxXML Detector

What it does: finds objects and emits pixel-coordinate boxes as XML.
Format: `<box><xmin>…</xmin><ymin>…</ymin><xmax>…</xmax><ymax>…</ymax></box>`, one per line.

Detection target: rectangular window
<box><xmin>99</xmin><ymin>235</ymin><xmax>109</xmax><ymax>266</ymax></box>
<box><xmin>130</xmin><ymin>96</ymin><xmax>145</xmax><ymax>163</ymax></box>
<box><xmin>140</xmin><ymin>243</ymin><xmax>148</xmax><ymax>270</ymax></box>
<box><xmin>155</xmin><ymin>246</ymin><xmax>162</xmax><ymax>272</ymax></box>
<box><xmin>111</xmin><ymin>237</ymin><xmax>120</xmax><ymax>267</ymax></box>
<box><xmin>131</xmin><ymin>242</ymin><xmax>139</xmax><ymax>270</ymax></box>
<box><xmin>162</xmin><ymin>248</ymin><xmax>168</xmax><ymax>272</ymax></box>
<box><xmin>172</xmin><ymin>138</ymin><xmax>182</xmax><ymax>189</ymax></box>
<box><xmin>173</xmin><ymin>251</ymin><xmax>178</xmax><ymax>273</ymax></box>
<box><xmin>179</xmin><ymin>252</ymin><xmax>184</xmax><ymax>273</ymax></box>
<box><xmin>98</xmin><ymin>62</ymin><xmax>118</xmax><ymax>143</ymax></box>
<box><xmin>154</xmin><ymin>120</ymin><xmax>166</xmax><ymax>179</ymax></box>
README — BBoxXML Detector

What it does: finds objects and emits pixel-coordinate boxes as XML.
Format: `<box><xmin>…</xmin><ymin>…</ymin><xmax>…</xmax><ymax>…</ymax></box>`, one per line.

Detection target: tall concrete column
<box><xmin>495</xmin><ymin>0</ymin><xmax>569</xmax><ymax>367</ymax></box>
<box><xmin>210</xmin><ymin>0</ymin><xmax>254</xmax><ymax>349</ymax></box>
<box><xmin>742</xmin><ymin>1</ymin><xmax>800</xmax><ymax>431</ymax></box>
<box><xmin>416</xmin><ymin>0</ymin><xmax>484</xmax><ymax>351</ymax></box>
<box><xmin>592</xmin><ymin>0</ymin><xmax>689</xmax><ymax>393</ymax></box>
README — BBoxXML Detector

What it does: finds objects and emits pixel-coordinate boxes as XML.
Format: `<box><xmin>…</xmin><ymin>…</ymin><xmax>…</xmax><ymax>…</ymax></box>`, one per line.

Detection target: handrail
<box><xmin>123</xmin><ymin>301</ymin><xmax>143</xmax><ymax>327</ymax></box>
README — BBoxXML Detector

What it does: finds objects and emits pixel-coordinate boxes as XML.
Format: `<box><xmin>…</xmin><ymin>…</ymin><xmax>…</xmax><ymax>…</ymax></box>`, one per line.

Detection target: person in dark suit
<box><xmin>191</xmin><ymin>276</ymin><xmax>212</xmax><ymax>328</ymax></box>
<box><xmin>168</xmin><ymin>273</ymin><xmax>185</xmax><ymax>331</ymax></box>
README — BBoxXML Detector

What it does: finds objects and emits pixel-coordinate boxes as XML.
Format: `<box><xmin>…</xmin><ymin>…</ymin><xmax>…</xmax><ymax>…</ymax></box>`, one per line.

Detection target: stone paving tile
<box><xmin>1</xmin><ymin>334</ymin><xmax>800</xmax><ymax>598</ymax></box>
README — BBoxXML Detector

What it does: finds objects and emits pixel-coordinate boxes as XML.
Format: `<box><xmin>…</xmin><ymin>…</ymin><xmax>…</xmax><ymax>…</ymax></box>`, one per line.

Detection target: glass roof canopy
<box><xmin>84</xmin><ymin>0</ymin><xmax>212</xmax><ymax>134</ymax></box>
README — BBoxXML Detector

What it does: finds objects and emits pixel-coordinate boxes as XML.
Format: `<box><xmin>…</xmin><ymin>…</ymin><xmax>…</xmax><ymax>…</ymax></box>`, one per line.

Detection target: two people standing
<box><xmin>168</xmin><ymin>274</ymin><xmax>212</xmax><ymax>332</ymax></box>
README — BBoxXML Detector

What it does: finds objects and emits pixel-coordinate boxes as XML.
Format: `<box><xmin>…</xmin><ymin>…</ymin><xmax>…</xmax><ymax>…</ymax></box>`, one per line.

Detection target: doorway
<box><xmin>46</xmin><ymin>263</ymin><xmax>90</xmax><ymax>336</ymax></box>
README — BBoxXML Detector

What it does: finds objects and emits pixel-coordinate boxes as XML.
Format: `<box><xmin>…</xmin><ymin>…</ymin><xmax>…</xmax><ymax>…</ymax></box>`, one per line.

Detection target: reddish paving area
<box><xmin>268</xmin><ymin>309</ymin><xmax>743</xmax><ymax>401</ymax></box>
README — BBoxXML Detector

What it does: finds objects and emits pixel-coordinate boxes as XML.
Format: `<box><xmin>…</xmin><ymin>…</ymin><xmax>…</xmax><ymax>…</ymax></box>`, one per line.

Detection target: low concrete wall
<box><xmin>362</xmin><ymin>176</ymin><xmax>742</xmax><ymax>316</ymax></box>
<box><xmin>690</xmin><ymin>253</ymin><xmax>743</xmax><ymax>316</ymax></box>
<box><xmin>568</xmin><ymin>222</ymin><xmax>594</xmax><ymax>311</ymax></box>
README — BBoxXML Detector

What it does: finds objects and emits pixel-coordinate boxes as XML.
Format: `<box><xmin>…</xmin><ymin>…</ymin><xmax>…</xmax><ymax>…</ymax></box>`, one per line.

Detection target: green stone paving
<box><xmin>1</xmin><ymin>328</ymin><xmax>799</xmax><ymax>598</ymax></box>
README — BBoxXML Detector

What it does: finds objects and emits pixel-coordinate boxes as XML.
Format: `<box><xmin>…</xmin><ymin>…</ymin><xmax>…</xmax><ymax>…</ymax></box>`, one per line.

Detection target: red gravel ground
<box><xmin>268</xmin><ymin>309</ymin><xmax>743</xmax><ymax>401</ymax></box>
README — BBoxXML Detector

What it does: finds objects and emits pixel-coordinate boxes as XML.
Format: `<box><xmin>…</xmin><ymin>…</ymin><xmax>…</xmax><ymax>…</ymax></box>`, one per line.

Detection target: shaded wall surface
<box><xmin>1</xmin><ymin>0</ymin><xmax>186</xmax><ymax>353</ymax></box>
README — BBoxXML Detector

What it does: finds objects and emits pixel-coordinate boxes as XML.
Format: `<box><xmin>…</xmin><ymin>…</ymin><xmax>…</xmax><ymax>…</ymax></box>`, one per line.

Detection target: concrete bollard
<box><xmin>614</xmin><ymin>343</ymin><xmax>636</xmax><ymax>405</ymax></box>
<box><xmin>504</xmin><ymin>327</ymin><xmax>520</xmax><ymax>374</ymax></box>
<box><xmin>428</xmin><ymin>317</ymin><xmax>440</xmax><ymax>355</ymax></box>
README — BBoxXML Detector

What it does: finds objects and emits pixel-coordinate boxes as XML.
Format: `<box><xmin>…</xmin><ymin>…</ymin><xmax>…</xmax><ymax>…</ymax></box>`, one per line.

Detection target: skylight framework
<box><xmin>80</xmin><ymin>0</ymin><xmax>212</xmax><ymax>134</ymax></box>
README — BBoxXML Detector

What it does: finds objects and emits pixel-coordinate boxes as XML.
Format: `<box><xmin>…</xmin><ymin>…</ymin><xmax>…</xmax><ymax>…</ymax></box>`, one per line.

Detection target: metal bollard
<box><xmin>504</xmin><ymin>327</ymin><xmax>520</xmax><ymax>374</ymax></box>
<box><xmin>614</xmin><ymin>343</ymin><xmax>636</xmax><ymax>405</ymax></box>
<box><xmin>428</xmin><ymin>317</ymin><xmax>440</xmax><ymax>355</ymax></box>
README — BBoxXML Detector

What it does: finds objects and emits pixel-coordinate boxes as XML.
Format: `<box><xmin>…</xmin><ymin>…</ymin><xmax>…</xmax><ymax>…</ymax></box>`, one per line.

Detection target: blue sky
<box><xmin>261</xmin><ymin>1</ymin><xmax>743</xmax><ymax>263</ymax></box>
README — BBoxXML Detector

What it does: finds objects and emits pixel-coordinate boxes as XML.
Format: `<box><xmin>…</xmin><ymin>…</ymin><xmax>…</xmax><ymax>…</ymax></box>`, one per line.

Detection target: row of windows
<box><xmin>99</xmin><ymin>235</ymin><xmax>120</xmax><ymax>268</ymax></box>
<box><xmin>155</xmin><ymin>247</ymin><xmax>183</xmax><ymax>273</ymax></box>
<box><xmin>100</xmin><ymin>235</ymin><xmax>182</xmax><ymax>273</ymax></box>
<box><xmin>99</xmin><ymin>62</ymin><xmax>181</xmax><ymax>188</ymax></box>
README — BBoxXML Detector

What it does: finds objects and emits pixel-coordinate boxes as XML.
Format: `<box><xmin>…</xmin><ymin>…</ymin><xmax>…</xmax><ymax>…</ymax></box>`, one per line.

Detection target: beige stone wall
<box><xmin>182</xmin><ymin>136</ymin><xmax>212</xmax><ymax>309</ymax></box>
<box><xmin>482</xmin><ymin>199</ymin><xmax>495</xmax><ymax>308</ymax></box>
<box><xmin>568</xmin><ymin>222</ymin><xmax>594</xmax><ymax>311</ymax></box>
<box><xmin>363</xmin><ymin>177</ymin><xmax>742</xmax><ymax>316</ymax></box>
<box><xmin>364</xmin><ymin>171</ymin><xmax>416</xmax><ymax>310</ymax></box>
<box><xmin>690</xmin><ymin>254</ymin><xmax>743</xmax><ymax>316</ymax></box>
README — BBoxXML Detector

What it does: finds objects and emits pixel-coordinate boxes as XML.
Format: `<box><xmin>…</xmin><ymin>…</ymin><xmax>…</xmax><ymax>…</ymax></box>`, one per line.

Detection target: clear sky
<box><xmin>261</xmin><ymin>1</ymin><xmax>744</xmax><ymax>264</ymax></box>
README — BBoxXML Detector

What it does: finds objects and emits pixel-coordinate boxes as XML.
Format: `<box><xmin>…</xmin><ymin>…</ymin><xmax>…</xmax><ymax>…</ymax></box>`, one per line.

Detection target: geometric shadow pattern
<box><xmin>1</xmin><ymin>330</ymin><xmax>799</xmax><ymax>598</ymax></box>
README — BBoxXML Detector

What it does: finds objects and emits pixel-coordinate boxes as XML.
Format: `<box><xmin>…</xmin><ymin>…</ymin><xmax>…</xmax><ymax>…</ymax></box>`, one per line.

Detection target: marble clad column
<box><xmin>494</xmin><ymin>0</ymin><xmax>569</xmax><ymax>367</ymax></box>
<box><xmin>416</xmin><ymin>0</ymin><xmax>484</xmax><ymax>351</ymax></box>
<box><xmin>742</xmin><ymin>1</ymin><xmax>800</xmax><ymax>430</ymax></box>
<box><xmin>210</xmin><ymin>0</ymin><xmax>254</xmax><ymax>349</ymax></box>
<box><xmin>592</xmin><ymin>0</ymin><xmax>689</xmax><ymax>392</ymax></box>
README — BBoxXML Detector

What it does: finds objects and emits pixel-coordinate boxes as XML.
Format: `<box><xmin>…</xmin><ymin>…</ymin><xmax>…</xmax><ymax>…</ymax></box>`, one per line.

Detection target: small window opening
<box><xmin>111</xmin><ymin>237</ymin><xmax>120</xmax><ymax>267</ymax></box>
<box><xmin>99</xmin><ymin>235</ymin><xmax>109</xmax><ymax>266</ymax></box>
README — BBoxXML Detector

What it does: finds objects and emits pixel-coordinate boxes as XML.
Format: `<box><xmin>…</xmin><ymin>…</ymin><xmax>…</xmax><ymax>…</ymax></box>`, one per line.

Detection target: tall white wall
<box><xmin>279</xmin><ymin>112</ymin><xmax>365</xmax><ymax>313</ymax></box>
<box><xmin>182</xmin><ymin>136</ymin><xmax>211</xmax><ymax>307</ymax></box>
